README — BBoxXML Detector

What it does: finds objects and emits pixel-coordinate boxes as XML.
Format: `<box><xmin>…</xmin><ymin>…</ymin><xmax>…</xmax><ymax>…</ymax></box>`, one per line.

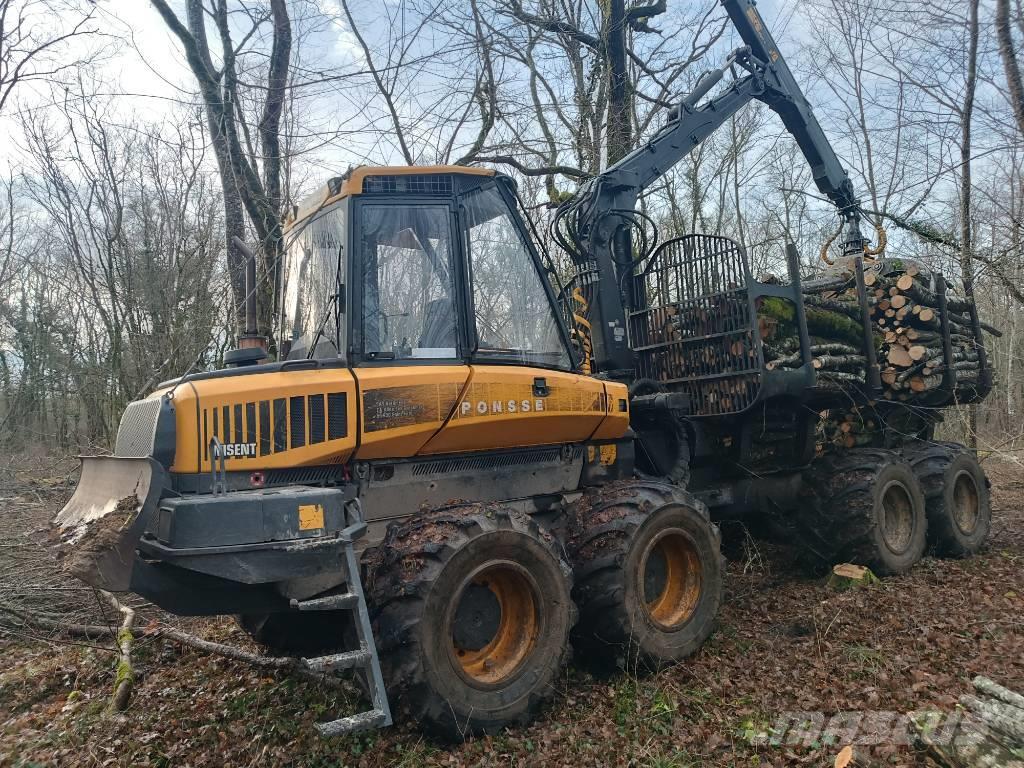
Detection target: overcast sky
<box><xmin>2</xmin><ymin>0</ymin><xmax>813</xmax><ymax>194</ymax></box>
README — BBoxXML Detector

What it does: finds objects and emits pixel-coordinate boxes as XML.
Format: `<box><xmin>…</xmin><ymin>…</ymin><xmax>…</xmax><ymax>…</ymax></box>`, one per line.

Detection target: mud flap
<box><xmin>51</xmin><ymin>456</ymin><xmax>166</xmax><ymax>592</ymax></box>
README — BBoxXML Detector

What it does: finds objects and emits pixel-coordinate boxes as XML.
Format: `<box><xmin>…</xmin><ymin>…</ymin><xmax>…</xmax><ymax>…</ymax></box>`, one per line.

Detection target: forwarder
<box><xmin>53</xmin><ymin>0</ymin><xmax>992</xmax><ymax>740</ymax></box>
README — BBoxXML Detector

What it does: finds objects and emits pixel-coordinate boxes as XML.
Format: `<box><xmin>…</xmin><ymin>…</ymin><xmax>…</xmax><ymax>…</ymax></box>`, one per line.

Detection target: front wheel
<box><xmin>365</xmin><ymin>503</ymin><xmax>575</xmax><ymax>741</ymax></box>
<box><xmin>567</xmin><ymin>480</ymin><xmax>722</xmax><ymax>672</ymax></box>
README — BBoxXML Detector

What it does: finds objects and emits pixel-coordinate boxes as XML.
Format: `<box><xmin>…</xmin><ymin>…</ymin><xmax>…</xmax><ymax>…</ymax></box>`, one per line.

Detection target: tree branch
<box><xmin>468</xmin><ymin>155</ymin><xmax>587</xmax><ymax>179</ymax></box>
<box><xmin>506</xmin><ymin>1</ymin><xmax>604</xmax><ymax>52</ymax></box>
<box><xmin>626</xmin><ymin>0</ymin><xmax>667</xmax><ymax>33</ymax></box>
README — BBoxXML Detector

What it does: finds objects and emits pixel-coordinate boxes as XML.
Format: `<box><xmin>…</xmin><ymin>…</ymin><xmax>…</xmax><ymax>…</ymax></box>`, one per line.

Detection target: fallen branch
<box><xmin>0</xmin><ymin>605</ymin><xmax>345</xmax><ymax>691</ymax></box>
<box><xmin>973</xmin><ymin>676</ymin><xmax>1024</xmax><ymax>711</ymax></box>
<box><xmin>910</xmin><ymin>676</ymin><xmax>1024</xmax><ymax>767</ymax></box>
<box><xmin>0</xmin><ymin>604</ymin><xmax>113</xmax><ymax>639</ymax></box>
<box><xmin>100</xmin><ymin>591</ymin><xmax>136</xmax><ymax>712</ymax></box>
<box><xmin>156</xmin><ymin>624</ymin><xmax>297</xmax><ymax>670</ymax></box>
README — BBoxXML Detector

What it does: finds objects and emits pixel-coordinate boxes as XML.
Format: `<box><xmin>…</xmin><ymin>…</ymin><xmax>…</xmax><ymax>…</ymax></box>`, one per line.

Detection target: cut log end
<box><xmin>888</xmin><ymin>346</ymin><xmax>913</xmax><ymax>367</ymax></box>
<box><xmin>827</xmin><ymin>563</ymin><xmax>879</xmax><ymax>591</ymax></box>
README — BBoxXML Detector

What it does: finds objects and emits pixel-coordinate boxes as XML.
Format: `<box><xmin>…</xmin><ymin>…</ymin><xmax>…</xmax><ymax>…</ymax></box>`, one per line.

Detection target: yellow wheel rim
<box><xmin>642</xmin><ymin>529</ymin><xmax>702</xmax><ymax>629</ymax></box>
<box><xmin>880</xmin><ymin>480</ymin><xmax>915</xmax><ymax>554</ymax></box>
<box><xmin>451</xmin><ymin>562</ymin><xmax>539</xmax><ymax>686</ymax></box>
<box><xmin>952</xmin><ymin>470</ymin><xmax>980</xmax><ymax>534</ymax></box>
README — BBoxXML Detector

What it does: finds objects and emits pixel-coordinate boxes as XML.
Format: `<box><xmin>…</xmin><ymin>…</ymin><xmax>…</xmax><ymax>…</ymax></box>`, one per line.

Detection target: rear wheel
<box><xmin>904</xmin><ymin>442</ymin><xmax>991</xmax><ymax>557</ymax></box>
<box><xmin>365</xmin><ymin>503</ymin><xmax>574</xmax><ymax>741</ymax></box>
<box><xmin>796</xmin><ymin>448</ymin><xmax>927</xmax><ymax>575</ymax></box>
<box><xmin>567</xmin><ymin>480</ymin><xmax>722</xmax><ymax>672</ymax></box>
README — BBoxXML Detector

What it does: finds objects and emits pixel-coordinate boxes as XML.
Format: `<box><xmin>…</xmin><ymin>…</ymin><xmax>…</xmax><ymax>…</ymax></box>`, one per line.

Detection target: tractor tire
<box><xmin>904</xmin><ymin>442</ymin><xmax>991</xmax><ymax>557</ymax></box>
<box><xmin>796</xmin><ymin>448</ymin><xmax>927</xmax><ymax>575</ymax></box>
<box><xmin>566</xmin><ymin>480</ymin><xmax>722</xmax><ymax>673</ymax></box>
<box><xmin>364</xmin><ymin>503</ymin><xmax>575</xmax><ymax>741</ymax></box>
<box><xmin>235</xmin><ymin>611</ymin><xmax>354</xmax><ymax>657</ymax></box>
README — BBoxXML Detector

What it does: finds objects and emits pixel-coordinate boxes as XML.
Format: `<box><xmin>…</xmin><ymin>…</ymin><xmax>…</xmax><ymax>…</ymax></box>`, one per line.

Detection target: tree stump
<box><xmin>826</xmin><ymin>563</ymin><xmax>879</xmax><ymax>591</ymax></box>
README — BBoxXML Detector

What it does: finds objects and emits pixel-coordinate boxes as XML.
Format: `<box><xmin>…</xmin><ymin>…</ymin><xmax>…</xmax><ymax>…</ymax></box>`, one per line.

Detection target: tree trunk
<box><xmin>178</xmin><ymin>0</ymin><xmax>248</xmax><ymax>335</ymax></box>
<box><xmin>257</xmin><ymin>0</ymin><xmax>291</xmax><ymax>339</ymax></box>
<box><xmin>996</xmin><ymin>0</ymin><xmax>1024</xmax><ymax>139</ymax></box>
<box><xmin>605</xmin><ymin>0</ymin><xmax>631</xmax><ymax>165</ymax></box>
<box><xmin>961</xmin><ymin>0</ymin><xmax>980</xmax><ymax>449</ymax></box>
<box><xmin>151</xmin><ymin>0</ymin><xmax>291</xmax><ymax>342</ymax></box>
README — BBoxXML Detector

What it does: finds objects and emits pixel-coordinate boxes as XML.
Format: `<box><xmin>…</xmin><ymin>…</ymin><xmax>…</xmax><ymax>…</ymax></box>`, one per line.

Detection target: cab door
<box><xmin>349</xmin><ymin>199</ymin><xmax>472</xmax><ymax>459</ymax></box>
<box><xmin>420</xmin><ymin>181</ymin><xmax>613</xmax><ymax>454</ymax></box>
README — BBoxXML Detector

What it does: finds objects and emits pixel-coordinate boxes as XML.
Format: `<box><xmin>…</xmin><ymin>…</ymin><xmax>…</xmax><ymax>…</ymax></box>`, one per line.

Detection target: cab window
<box><xmin>281</xmin><ymin>204</ymin><xmax>345</xmax><ymax>360</ymax></box>
<box><xmin>464</xmin><ymin>186</ymin><xmax>570</xmax><ymax>369</ymax></box>
<box><xmin>360</xmin><ymin>204</ymin><xmax>459</xmax><ymax>359</ymax></box>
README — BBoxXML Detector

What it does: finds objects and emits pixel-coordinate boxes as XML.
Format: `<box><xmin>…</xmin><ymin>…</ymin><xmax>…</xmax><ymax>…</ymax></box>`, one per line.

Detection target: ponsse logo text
<box><xmin>458</xmin><ymin>399</ymin><xmax>547</xmax><ymax>417</ymax></box>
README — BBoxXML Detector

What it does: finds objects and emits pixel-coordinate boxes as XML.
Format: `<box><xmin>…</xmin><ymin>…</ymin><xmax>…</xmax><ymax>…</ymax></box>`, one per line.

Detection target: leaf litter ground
<box><xmin>0</xmin><ymin>458</ymin><xmax>1021</xmax><ymax>767</ymax></box>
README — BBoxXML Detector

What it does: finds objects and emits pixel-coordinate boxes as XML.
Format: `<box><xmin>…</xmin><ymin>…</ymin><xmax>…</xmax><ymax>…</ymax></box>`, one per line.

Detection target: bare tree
<box><xmin>996</xmin><ymin>0</ymin><xmax>1024</xmax><ymax>138</ymax></box>
<box><xmin>10</xmin><ymin>81</ymin><xmax>225</xmax><ymax>448</ymax></box>
<box><xmin>0</xmin><ymin>0</ymin><xmax>103</xmax><ymax>114</ymax></box>
<box><xmin>149</xmin><ymin>0</ymin><xmax>291</xmax><ymax>340</ymax></box>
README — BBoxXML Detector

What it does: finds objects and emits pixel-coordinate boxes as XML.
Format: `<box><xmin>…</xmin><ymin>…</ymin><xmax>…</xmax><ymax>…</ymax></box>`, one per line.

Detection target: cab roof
<box><xmin>285</xmin><ymin>165</ymin><xmax>496</xmax><ymax>232</ymax></box>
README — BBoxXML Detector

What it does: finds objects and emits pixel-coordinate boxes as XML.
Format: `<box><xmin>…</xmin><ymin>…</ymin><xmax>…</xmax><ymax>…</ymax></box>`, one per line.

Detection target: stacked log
<box><xmin>761</xmin><ymin>258</ymin><xmax>991</xmax><ymax>403</ymax></box>
<box><xmin>816</xmin><ymin>405</ymin><xmax>879</xmax><ymax>450</ymax></box>
<box><xmin>648</xmin><ymin>295</ymin><xmax>762</xmax><ymax>415</ymax></box>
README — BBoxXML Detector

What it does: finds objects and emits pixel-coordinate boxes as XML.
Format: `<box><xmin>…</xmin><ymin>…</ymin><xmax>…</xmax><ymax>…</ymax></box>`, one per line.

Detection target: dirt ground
<box><xmin>0</xmin><ymin>457</ymin><xmax>1021</xmax><ymax>768</ymax></box>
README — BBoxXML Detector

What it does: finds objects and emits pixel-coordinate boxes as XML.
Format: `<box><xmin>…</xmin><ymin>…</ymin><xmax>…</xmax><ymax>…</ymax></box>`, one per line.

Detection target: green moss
<box><xmin>116</xmin><ymin>628</ymin><xmax>133</xmax><ymax>647</ymax></box>
<box><xmin>804</xmin><ymin>306</ymin><xmax>864</xmax><ymax>347</ymax></box>
<box><xmin>113</xmin><ymin>660</ymin><xmax>133</xmax><ymax>688</ymax></box>
<box><xmin>758</xmin><ymin>297</ymin><xmax>799</xmax><ymax>342</ymax></box>
<box><xmin>613</xmin><ymin>679</ymin><xmax>640</xmax><ymax>727</ymax></box>
<box><xmin>759</xmin><ymin>296</ymin><xmax>795</xmax><ymax>322</ymax></box>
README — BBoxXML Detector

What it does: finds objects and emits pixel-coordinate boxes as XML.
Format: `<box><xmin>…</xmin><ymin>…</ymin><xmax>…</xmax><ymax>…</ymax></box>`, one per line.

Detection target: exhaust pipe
<box><xmin>227</xmin><ymin>236</ymin><xmax>268</xmax><ymax>365</ymax></box>
<box><xmin>233</xmin><ymin>235</ymin><xmax>267</xmax><ymax>353</ymax></box>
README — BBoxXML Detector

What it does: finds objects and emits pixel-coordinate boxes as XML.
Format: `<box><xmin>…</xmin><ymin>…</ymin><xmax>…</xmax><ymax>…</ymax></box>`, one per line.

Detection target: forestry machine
<box><xmin>53</xmin><ymin>0</ymin><xmax>993</xmax><ymax>740</ymax></box>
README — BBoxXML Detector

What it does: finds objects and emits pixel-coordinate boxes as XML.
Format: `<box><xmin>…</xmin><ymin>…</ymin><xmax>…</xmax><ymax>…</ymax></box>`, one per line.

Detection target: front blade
<box><xmin>52</xmin><ymin>456</ymin><xmax>165</xmax><ymax>592</ymax></box>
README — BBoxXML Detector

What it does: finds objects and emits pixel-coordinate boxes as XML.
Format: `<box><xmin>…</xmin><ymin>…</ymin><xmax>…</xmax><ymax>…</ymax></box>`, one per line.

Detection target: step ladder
<box><xmin>293</xmin><ymin>500</ymin><xmax>392</xmax><ymax>737</ymax></box>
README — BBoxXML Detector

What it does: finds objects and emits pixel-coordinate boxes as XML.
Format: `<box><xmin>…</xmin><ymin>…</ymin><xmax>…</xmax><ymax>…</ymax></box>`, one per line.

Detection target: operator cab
<box><xmin>280</xmin><ymin>167</ymin><xmax>574</xmax><ymax>371</ymax></box>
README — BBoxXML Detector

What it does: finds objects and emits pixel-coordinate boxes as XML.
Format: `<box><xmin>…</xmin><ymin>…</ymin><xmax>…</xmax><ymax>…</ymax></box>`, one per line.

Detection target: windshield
<box><xmin>464</xmin><ymin>186</ymin><xmax>570</xmax><ymax>369</ymax></box>
<box><xmin>281</xmin><ymin>203</ymin><xmax>346</xmax><ymax>360</ymax></box>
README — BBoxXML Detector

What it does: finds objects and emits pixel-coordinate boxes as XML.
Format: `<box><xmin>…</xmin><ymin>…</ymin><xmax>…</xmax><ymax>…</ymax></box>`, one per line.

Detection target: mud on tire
<box><xmin>364</xmin><ymin>503</ymin><xmax>575</xmax><ymax>741</ymax></box>
<box><xmin>566</xmin><ymin>480</ymin><xmax>722</xmax><ymax>673</ymax></box>
<box><xmin>796</xmin><ymin>448</ymin><xmax>927</xmax><ymax>575</ymax></box>
<box><xmin>904</xmin><ymin>441</ymin><xmax>991</xmax><ymax>557</ymax></box>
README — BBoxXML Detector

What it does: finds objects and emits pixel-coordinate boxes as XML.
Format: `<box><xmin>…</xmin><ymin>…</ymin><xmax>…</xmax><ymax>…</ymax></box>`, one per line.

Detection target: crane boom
<box><xmin>721</xmin><ymin>0</ymin><xmax>859</xmax><ymax>217</ymax></box>
<box><xmin>559</xmin><ymin>0</ymin><xmax>866</xmax><ymax>375</ymax></box>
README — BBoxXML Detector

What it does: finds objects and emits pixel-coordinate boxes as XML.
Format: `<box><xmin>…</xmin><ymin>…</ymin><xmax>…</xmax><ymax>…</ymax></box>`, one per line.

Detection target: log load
<box><xmin>759</xmin><ymin>257</ymin><xmax>996</xmax><ymax>404</ymax></box>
